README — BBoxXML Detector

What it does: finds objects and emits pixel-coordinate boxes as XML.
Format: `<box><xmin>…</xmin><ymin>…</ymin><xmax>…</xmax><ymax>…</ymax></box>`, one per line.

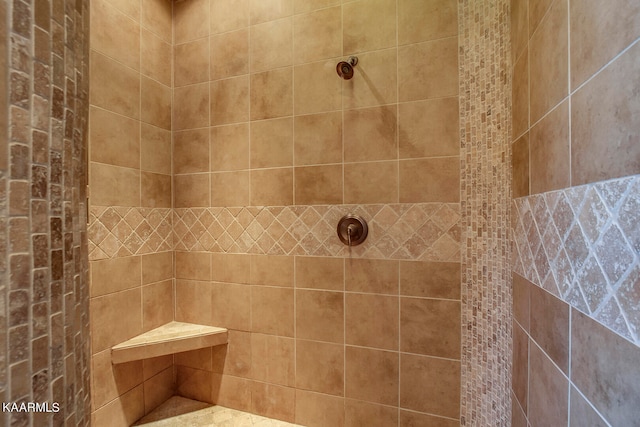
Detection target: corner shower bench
<box><xmin>111</xmin><ymin>321</ymin><xmax>228</xmax><ymax>364</ymax></box>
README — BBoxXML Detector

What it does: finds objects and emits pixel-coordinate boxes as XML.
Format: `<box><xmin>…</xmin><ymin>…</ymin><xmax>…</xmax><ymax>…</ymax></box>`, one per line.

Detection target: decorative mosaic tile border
<box><xmin>174</xmin><ymin>203</ymin><xmax>461</xmax><ymax>261</ymax></box>
<box><xmin>88</xmin><ymin>207</ymin><xmax>173</xmax><ymax>260</ymax></box>
<box><xmin>459</xmin><ymin>0</ymin><xmax>513</xmax><ymax>425</ymax></box>
<box><xmin>88</xmin><ymin>203</ymin><xmax>461</xmax><ymax>262</ymax></box>
<box><xmin>512</xmin><ymin>175</ymin><xmax>640</xmax><ymax>345</ymax></box>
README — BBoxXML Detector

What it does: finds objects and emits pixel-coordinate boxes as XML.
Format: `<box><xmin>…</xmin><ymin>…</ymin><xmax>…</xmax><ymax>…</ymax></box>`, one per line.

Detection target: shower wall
<box><xmin>1</xmin><ymin>0</ymin><xmax>91</xmax><ymax>425</ymax></box>
<box><xmin>171</xmin><ymin>0</ymin><xmax>462</xmax><ymax>425</ymax></box>
<box><xmin>86</xmin><ymin>0</ymin><xmax>175</xmax><ymax>425</ymax></box>
<box><xmin>510</xmin><ymin>0</ymin><xmax>640</xmax><ymax>425</ymax></box>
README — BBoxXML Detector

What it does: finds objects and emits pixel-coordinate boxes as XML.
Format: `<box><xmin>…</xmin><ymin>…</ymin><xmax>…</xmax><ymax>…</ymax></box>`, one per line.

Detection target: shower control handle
<box><xmin>337</xmin><ymin>215</ymin><xmax>368</xmax><ymax>246</ymax></box>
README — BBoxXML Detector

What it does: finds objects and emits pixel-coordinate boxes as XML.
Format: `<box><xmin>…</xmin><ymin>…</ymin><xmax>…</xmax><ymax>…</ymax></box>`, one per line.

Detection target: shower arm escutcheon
<box><xmin>337</xmin><ymin>214</ymin><xmax>368</xmax><ymax>246</ymax></box>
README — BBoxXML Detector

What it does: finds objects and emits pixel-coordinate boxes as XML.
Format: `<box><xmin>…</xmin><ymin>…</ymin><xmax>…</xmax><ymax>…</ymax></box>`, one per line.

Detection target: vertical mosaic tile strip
<box><xmin>513</xmin><ymin>175</ymin><xmax>640</xmax><ymax>345</ymax></box>
<box><xmin>459</xmin><ymin>1</ymin><xmax>512</xmax><ymax>425</ymax></box>
<box><xmin>2</xmin><ymin>1</ymin><xmax>91</xmax><ymax>425</ymax></box>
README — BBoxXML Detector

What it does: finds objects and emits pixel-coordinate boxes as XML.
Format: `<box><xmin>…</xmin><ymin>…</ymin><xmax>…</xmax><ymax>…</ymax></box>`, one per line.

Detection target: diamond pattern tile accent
<box><xmin>513</xmin><ymin>175</ymin><xmax>640</xmax><ymax>344</ymax></box>
<box><xmin>88</xmin><ymin>207</ymin><xmax>172</xmax><ymax>260</ymax></box>
<box><xmin>172</xmin><ymin>203</ymin><xmax>460</xmax><ymax>261</ymax></box>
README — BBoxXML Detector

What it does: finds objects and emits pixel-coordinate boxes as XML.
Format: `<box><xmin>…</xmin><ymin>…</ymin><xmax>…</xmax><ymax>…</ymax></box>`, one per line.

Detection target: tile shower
<box><xmin>0</xmin><ymin>1</ymin><xmax>638</xmax><ymax>427</ymax></box>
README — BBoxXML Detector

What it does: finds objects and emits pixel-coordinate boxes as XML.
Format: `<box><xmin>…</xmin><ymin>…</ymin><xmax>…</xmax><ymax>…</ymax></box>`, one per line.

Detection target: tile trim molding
<box><xmin>512</xmin><ymin>175</ymin><xmax>640</xmax><ymax>345</ymax></box>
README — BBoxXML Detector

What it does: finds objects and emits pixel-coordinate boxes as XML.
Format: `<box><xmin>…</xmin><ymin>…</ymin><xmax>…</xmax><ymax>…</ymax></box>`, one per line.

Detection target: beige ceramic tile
<box><xmin>399</xmin><ymin>157</ymin><xmax>460</xmax><ymax>203</ymax></box>
<box><xmin>296</xmin><ymin>339</ymin><xmax>344</xmax><ymax>396</ymax></box>
<box><xmin>345</xmin><ymin>258</ymin><xmax>398</xmax><ymax>294</ymax></box>
<box><xmin>174</xmin><ymin>174</ymin><xmax>210</xmax><ymax>208</ymax></box>
<box><xmin>343</xmin><ymin>0</ymin><xmax>396</xmax><ymax>54</ymax></box>
<box><xmin>529</xmin><ymin>284</ymin><xmax>569</xmax><ymax>374</ymax></box>
<box><xmin>142</xmin><ymin>172</ymin><xmax>171</xmax><ymax>208</ymax></box>
<box><xmin>251</xmin><ymin>382</ymin><xmax>296</xmax><ymax>423</ymax></box>
<box><xmin>108</xmin><ymin>0</ymin><xmax>140</xmax><ymax>21</ymax></box>
<box><xmin>512</xmin><ymin>48</ymin><xmax>529</xmax><ymax>139</ymax></box>
<box><xmin>344</xmin><ymin>106</ymin><xmax>397</xmax><ymax>162</ymax></box>
<box><xmin>142</xmin><ymin>251</ymin><xmax>173</xmax><ymax>285</ymax></box>
<box><xmin>529</xmin><ymin>0</ymin><xmax>554</xmax><ymax>37</ymax></box>
<box><xmin>400</xmin><ymin>261</ymin><xmax>460</xmax><ymax>299</ymax></box>
<box><xmin>90</xmin><ymin>162</ymin><xmax>140</xmax><ymax>207</ymax></box>
<box><xmin>91</xmin><ymin>255</ymin><xmax>138</xmax><ymax>296</ymax></box>
<box><xmin>211</xmin><ymin>29</ymin><xmax>249</xmax><ymax>80</ymax></box>
<box><xmin>251</xmin><ymin>333</ymin><xmax>295</xmax><ymax>386</ymax></box>
<box><xmin>142</xmin><ymin>280</ymin><xmax>173</xmax><ymax>331</ymax></box>
<box><xmin>400</xmin><ymin>297</ymin><xmax>460</xmax><ymax>359</ymax></box>
<box><xmin>174</xmin><ymin>0</ymin><xmax>210</xmax><ymax>44</ymax></box>
<box><xmin>176</xmin><ymin>251</ymin><xmax>211</xmax><ymax>281</ymax></box>
<box><xmin>295</xmin><ymin>389</ymin><xmax>345</xmax><ymax>427</ymax></box>
<box><xmin>251</xmin><ymin>286</ymin><xmax>294</xmax><ymax>336</ymax></box>
<box><xmin>175</xmin><ymin>280</ymin><xmax>212</xmax><ymax>325</ymax></box>
<box><xmin>571</xmin><ymin>42</ymin><xmax>640</xmax><ymax>185</ymax></box>
<box><xmin>90</xmin><ymin>106</ymin><xmax>140</xmax><ymax>169</ymax></box>
<box><xmin>175</xmin><ymin>39</ymin><xmax>210</xmax><ymax>87</ymax></box>
<box><xmin>345</xmin><ymin>293</ymin><xmax>398</xmax><ymax>350</ymax></box>
<box><xmin>512</xmin><ymin>322</ymin><xmax>529</xmax><ymax>414</ymax></box>
<box><xmin>141</xmin><ymin>0</ymin><xmax>172</xmax><ymax>43</ymax></box>
<box><xmin>529</xmin><ymin>0</ymin><xmax>568</xmax><ymax>123</ymax></box>
<box><xmin>570</xmin><ymin>0</ymin><xmax>640</xmax><ymax>88</ymax></box>
<box><xmin>400</xmin><ymin>411</ymin><xmax>459</xmax><ymax>427</ymax></box>
<box><xmin>91</xmin><ymin>350</ymin><xmax>143</xmax><ymax>410</ymax></box>
<box><xmin>529</xmin><ymin>342</ymin><xmax>569</xmax><ymax>427</ymax></box>
<box><xmin>211</xmin><ymin>124</ymin><xmax>250</xmax><ymax>172</ymax></box>
<box><xmin>344</xmin><ymin>399</ymin><xmax>398</xmax><ymax>427</ymax></box>
<box><xmin>141</xmin><ymin>77</ymin><xmax>171</xmax><ymax>130</ymax></box>
<box><xmin>529</xmin><ymin>100</ymin><xmax>570</xmax><ymax>194</ymax></box>
<box><xmin>91</xmin><ymin>0</ymin><xmax>140</xmax><ymax>71</ymax></box>
<box><xmin>251</xmin><ymin>118</ymin><xmax>294</xmax><ymax>168</ymax></box>
<box><xmin>293</xmin><ymin>7</ymin><xmax>341</xmax><ymax>64</ymax></box>
<box><xmin>511</xmin><ymin>0</ymin><xmax>528</xmax><ymax>63</ymax></box>
<box><xmin>294</xmin><ymin>112</ymin><xmax>342</xmax><ymax>166</ymax></box>
<box><xmin>173</xmin><ymin>83</ymin><xmax>210</xmax><ymax>130</ymax></box>
<box><xmin>211</xmin><ymin>253</ymin><xmax>251</xmax><ymax>284</ymax></box>
<box><xmin>294</xmin><ymin>165</ymin><xmax>343</xmax><ymax>205</ymax></box>
<box><xmin>211</xmin><ymin>171</ymin><xmax>251</xmax><ymax>207</ymax></box>
<box><xmin>345</xmin><ymin>346</ymin><xmax>398</xmax><ymax>405</ymax></box>
<box><xmin>343</xmin><ymin>161</ymin><xmax>398</xmax><ymax>204</ymax></box>
<box><xmin>569</xmin><ymin>386</ymin><xmax>609</xmax><ymax>427</ymax></box>
<box><xmin>512</xmin><ymin>132</ymin><xmax>530</xmax><ymax>199</ymax></box>
<box><xmin>342</xmin><ymin>48</ymin><xmax>398</xmax><ymax>110</ymax></box>
<box><xmin>90</xmin><ymin>51</ymin><xmax>140</xmax><ymax>119</ymax></box>
<box><xmin>295</xmin><ymin>256</ymin><xmax>344</xmax><ymax>291</ymax></box>
<box><xmin>176</xmin><ymin>366</ymin><xmax>213</xmax><ymax>403</ymax></box>
<box><xmin>212</xmin><ymin>330</ymin><xmax>252</xmax><ymax>377</ymax></box>
<box><xmin>399</xmin><ymin>97</ymin><xmax>460</xmax><ymax>159</ymax></box>
<box><xmin>174</xmin><ymin>129</ymin><xmax>210</xmax><ymax>174</ymax></box>
<box><xmin>211</xmin><ymin>282</ymin><xmax>252</xmax><ymax>330</ymax></box>
<box><xmin>141</xmin><ymin>29</ymin><xmax>171</xmax><ymax>86</ymax></box>
<box><xmin>141</xmin><ymin>124</ymin><xmax>171</xmax><ymax>175</ymax></box>
<box><xmin>143</xmin><ymin>367</ymin><xmax>174</xmax><ymax>414</ymax></box>
<box><xmin>296</xmin><ymin>289</ymin><xmax>344</xmax><ymax>343</ymax></box>
<box><xmin>251</xmin><ymin>18</ymin><xmax>293</xmax><ymax>72</ymax></box>
<box><xmin>294</xmin><ymin>60</ymin><xmax>342</xmax><ymax>115</ymax></box>
<box><xmin>92</xmin><ymin>384</ymin><xmax>144</xmax><ymax>427</ymax></box>
<box><xmin>90</xmin><ymin>288</ymin><xmax>142</xmax><ymax>354</ymax></box>
<box><xmin>176</xmin><ymin>347</ymin><xmax>212</xmax><ymax>371</ymax></box>
<box><xmin>251</xmin><ymin>68</ymin><xmax>293</xmax><ymax>120</ymax></box>
<box><xmin>211</xmin><ymin>374</ymin><xmax>252</xmax><ymax>412</ymax></box>
<box><xmin>211</xmin><ymin>0</ymin><xmax>250</xmax><ymax>34</ymax></box>
<box><xmin>398</xmin><ymin>0</ymin><xmax>457</xmax><ymax>45</ymax></box>
<box><xmin>251</xmin><ymin>168</ymin><xmax>294</xmax><ymax>206</ymax></box>
<box><xmin>250</xmin><ymin>0</ymin><xmax>294</xmax><ymax>25</ymax></box>
<box><xmin>400</xmin><ymin>353</ymin><xmax>460</xmax><ymax>418</ymax></box>
<box><xmin>398</xmin><ymin>36</ymin><xmax>458</xmax><ymax>102</ymax></box>
<box><xmin>211</xmin><ymin>76</ymin><xmax>250</xmax><ymax>125</ymax></box>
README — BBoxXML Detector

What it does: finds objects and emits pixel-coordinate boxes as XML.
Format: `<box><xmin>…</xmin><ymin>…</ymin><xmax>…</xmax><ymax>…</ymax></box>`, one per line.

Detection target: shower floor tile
<box><xmin>134</xmin><ymin>396</ymin><xmax>303</xmax><ymax>427</ymax></box>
